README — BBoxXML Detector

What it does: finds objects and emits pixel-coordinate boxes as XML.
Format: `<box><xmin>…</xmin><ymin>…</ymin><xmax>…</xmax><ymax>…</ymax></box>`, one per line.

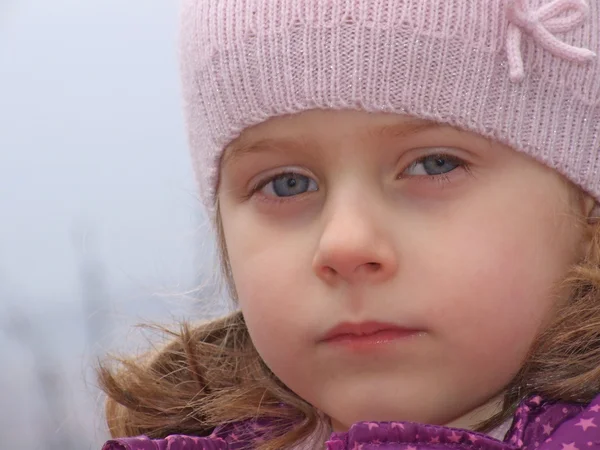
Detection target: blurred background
<box><xmin>1</xmin><ymin>1</ymin><xmax>227</xmax><ymax>448</ymax></box>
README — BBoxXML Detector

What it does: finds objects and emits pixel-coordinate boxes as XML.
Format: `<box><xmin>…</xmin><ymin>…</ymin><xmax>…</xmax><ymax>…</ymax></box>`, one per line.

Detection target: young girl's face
<box><xmin>218</xmin><ymin>109</ymin><xmax>589</xmax><ymax>431</ymax></box>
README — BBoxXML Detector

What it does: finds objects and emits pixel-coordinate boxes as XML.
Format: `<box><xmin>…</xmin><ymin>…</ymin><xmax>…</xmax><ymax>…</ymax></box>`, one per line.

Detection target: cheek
<box><xmin>418</xmin><ymin>188</ymin><xmax>580</xmax><ymax>373</ymax></box>
<box><xmin>224</xmin><ymin>224</ymin><xmax>317</xmax><ymax>358</ymax></box>
<box><xmin>234</xmin><ymin>261</ymin><xmax>317</xmax><ymax>377</ymax></box>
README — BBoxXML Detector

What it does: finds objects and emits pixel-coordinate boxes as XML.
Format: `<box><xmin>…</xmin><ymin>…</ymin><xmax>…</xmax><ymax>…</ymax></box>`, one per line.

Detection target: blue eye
<box><xmin>403</xmin><ymin>154</ymin><xmax>462</xmax><ymax>176</ymax></box>
<box><xmin>260</xmin><ymin>173</ymin><xmax>319</xmax><ymax>197</ymax></box>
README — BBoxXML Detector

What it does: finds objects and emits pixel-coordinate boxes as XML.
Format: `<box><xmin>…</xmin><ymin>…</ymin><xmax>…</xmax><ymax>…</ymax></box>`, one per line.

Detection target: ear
<box><xmin>576</xmin><ymin>194</ymin><xmax>598</xmax><ymax>258</ymax></box>
<box><xmin>583</xmin><ymin>195</ymin><xmax>599</xmax><ymax>222</ymax></box>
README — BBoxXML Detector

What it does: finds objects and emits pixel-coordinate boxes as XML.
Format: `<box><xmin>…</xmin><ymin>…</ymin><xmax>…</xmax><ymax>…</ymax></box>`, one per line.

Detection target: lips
<box><xmin>320</xmin><ymin>321</ymin><xmax>420</xmax><ymax>346</ymax></box>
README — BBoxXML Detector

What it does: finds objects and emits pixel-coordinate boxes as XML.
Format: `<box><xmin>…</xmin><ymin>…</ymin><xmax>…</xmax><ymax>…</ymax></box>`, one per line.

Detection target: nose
<box><xmin>312</xmin><ymin>196</ymin><xmax>398</xmax><ymax>285</ymax></box>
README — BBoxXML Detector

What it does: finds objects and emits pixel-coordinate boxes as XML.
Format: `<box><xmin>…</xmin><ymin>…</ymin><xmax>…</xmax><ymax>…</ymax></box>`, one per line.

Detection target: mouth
<box><xmin>320</xmin><ymin>321</ymin><xmax>422</xmax><ymax>349</ymax></box>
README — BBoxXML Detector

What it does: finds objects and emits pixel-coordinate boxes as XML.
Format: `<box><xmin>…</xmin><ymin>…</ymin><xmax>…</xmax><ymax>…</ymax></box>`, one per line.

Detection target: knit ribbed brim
<box><xmin>179</xmin><ymin>0</ymin><xmax>600</xmax><ymax>215</ymax></box>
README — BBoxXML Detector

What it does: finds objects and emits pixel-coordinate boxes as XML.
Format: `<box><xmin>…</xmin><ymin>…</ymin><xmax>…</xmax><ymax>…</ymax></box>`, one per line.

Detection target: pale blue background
<box><xmin>0</xmin><ymin>2</ymin><xmax>224</xmax><ymax>448</ymax></box>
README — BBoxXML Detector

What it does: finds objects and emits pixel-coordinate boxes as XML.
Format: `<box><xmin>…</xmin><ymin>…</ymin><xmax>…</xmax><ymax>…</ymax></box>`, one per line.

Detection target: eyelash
<box><xmin>399</xmin><ymin>154</ymin><xmax>472</xmax><ymax>185</ymax></box>
<box><xmin>248</xmin><ymin>171</ymin><xmax>311</xmax><ymax>205</ymax></box>
<box><xmin>248</xmin><ymin>153</ymin><xmax>471</xmax><ymax>203</ymax></box>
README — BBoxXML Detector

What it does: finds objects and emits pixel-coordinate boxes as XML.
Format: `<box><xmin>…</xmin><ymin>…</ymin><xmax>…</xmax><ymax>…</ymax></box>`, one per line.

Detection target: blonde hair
<box><xmin>99</xmin><ymin>199</ymin><xmax>600</xmax><ymax>449</ymax></box>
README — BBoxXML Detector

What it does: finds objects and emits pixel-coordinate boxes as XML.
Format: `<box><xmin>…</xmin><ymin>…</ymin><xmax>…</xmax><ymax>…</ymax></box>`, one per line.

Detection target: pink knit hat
<box><xmin>179</xmin><ymin>0</ymin><xmax>599</xmax><ymax>215</ymax></box>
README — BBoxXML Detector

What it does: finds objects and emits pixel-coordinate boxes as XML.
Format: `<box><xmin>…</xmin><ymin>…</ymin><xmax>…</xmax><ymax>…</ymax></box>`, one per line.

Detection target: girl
<box><xmin>100</xmin><ymin>0</ymin><xmax>600</xmax><ymax>449</ymax></box>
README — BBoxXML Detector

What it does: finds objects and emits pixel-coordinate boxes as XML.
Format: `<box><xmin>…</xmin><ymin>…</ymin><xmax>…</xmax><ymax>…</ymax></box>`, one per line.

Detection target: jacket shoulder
<box><xmin>102</xmin><ymin>434</ymin><xmax>229</xmax><ymax>450</ymax></box>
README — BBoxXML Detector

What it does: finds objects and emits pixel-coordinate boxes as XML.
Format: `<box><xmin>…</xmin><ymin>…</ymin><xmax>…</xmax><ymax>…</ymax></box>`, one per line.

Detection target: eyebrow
<box><xmin>222</xmin><ymin>136</ymin><xmax>318</xmax><ymax>167</ymax></box>
<box><xmin>222</xmin><ymin>118</ymin><xmax>444</xmax><ymax>166</ymax></box>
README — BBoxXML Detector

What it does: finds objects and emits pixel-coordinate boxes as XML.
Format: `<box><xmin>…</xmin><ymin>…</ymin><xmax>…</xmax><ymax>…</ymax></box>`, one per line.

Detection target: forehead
<box><xmin>223</xmin><ymin>110</ymin><xmax>445</xmax><ymax>165</ymax></box>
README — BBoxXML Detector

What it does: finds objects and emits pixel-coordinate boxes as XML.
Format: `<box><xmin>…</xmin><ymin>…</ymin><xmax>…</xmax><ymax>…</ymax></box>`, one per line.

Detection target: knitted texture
<box><xmin>179</xmin><ymin>0</ymin><xmax>600</xmax><ymax>214</ymax></box>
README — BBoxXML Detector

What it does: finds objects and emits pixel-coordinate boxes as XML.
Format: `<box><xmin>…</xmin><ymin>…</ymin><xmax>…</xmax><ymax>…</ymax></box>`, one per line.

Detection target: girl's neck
<box><xmin>330</xmin><ymin>394</ymin><xmax>504</xmax><ymax>433</ymax></box>
<box><xmin>444</xmin><ymin>395</ymin><xmax>504</xmax><ymax>430</ymax></box>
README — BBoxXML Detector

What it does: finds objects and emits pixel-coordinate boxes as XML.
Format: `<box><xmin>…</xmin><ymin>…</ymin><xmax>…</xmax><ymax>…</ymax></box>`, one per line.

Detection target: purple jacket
<box><xmin>102</xmin><ymin>394</ymin><xmax>600</xmax><ymax>449</ymax></box>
